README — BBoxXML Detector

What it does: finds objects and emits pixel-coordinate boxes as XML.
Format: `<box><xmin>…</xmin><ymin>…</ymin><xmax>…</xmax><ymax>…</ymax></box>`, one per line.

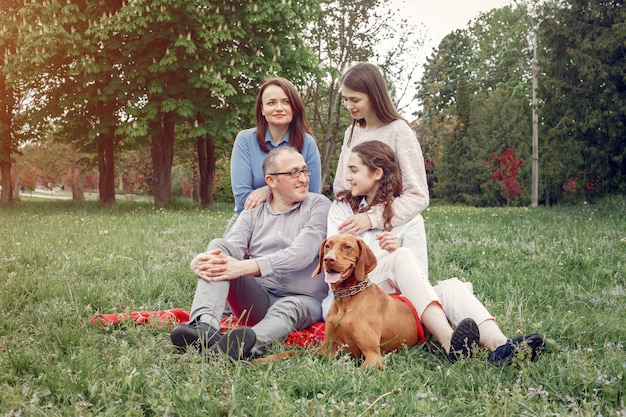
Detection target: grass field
<box><xmin>1</xmin><ymin>197</ymin><xmax>624</xmax><ymax>416</ymax></box>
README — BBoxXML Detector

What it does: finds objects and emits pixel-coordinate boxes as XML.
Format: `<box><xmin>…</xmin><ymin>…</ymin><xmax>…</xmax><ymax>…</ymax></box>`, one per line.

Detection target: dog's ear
<box><xmin>312</xmin><ymin>238</ymin><xmax>327</xmax><ymax>278</ymax></box>
<box><xmin>354</xmin><ymin>238</ymin><xmax>377</xmax><ymax>281</ymax></box>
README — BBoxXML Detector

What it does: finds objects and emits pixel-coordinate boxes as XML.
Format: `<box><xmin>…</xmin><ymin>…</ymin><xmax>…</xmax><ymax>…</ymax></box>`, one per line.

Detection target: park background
<box><xmin>0</xmin><ymin>0</ymin><xmax>625</xmax><ymax>415</ymax></box>
<box><xmin>1</xmin><ymin>0</ymin><xmax>624</xmax><ymax>209</ymax></box>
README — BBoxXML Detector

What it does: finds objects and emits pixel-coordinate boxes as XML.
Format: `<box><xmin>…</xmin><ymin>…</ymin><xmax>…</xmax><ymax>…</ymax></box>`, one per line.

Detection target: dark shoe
<box><xmin>170</xmin><ymin>321</ymin><xmax>223</xmax><ymax>353</ymax></box>
<box><xmin>448</xmin><ymin>318</ymin><xmax>480</xmax><ymax>363</ymax></box>
<box><xmin>511</xmin><ymin>333</ymin><xmax>545</xmax><ymax>361</ymax></box>
<box><xmin>211</xmin><ymin>327</ymin><xmax>256</xmax><ymax>361</ymax></box>
<box><xmin>488</xmin><ymin>333</ymin><xmax>545</xmax><ymax>366</ymax></box>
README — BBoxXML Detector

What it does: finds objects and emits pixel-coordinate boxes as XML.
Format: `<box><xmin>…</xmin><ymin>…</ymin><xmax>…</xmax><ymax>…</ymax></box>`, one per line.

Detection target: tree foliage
<box><xmin>420</xmin><ymin>6</ymin><xmax>533</xmax><ymax>206</ymax></box>
<box><xmin>8</xmin><ymin>1</ymin><xmax>622</xmax><ymax>208</ymax></box>
<box><xmin>3</xmin><ymin>0</ymin><xmax>319</xmax><ymax>207</ymax></box>
<box><xmin>540</xmin><ymin>0</ymin><xmax>626</xmax><ymax>201</ymax></box>
<box><xmin>2</xmin><ymin>0</ymin><xmax>424</xmax><ymax>207</ymax></box>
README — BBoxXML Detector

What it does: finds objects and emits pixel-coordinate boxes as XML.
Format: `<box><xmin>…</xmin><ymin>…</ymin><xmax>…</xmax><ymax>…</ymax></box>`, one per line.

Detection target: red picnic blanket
<box><xmin>89</xmin><ymin>308</ymin><xmax>325</xmax><ymax>348</ymax></box>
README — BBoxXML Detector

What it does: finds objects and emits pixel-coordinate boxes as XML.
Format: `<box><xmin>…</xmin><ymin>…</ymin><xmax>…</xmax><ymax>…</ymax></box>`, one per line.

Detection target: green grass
<box><xmin>1</xmin><ymin>197</ymin><xmax>624</xmax><ymax>416</ymax></box>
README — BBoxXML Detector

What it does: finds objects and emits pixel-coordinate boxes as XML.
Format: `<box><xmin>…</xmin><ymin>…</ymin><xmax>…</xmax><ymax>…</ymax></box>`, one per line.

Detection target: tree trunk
<box><xmin>0</xmin><ymin>73</ymin><xmax>14</xmax><ymax>205</ymax></box>
<box><xmin>151</xmin><ymin>112</ymin><xmax>175</xmax><ymax>208</ymax></box>
<box><xmin>0</xmin><ymin>162</ymin><xmax>12</xmax><ymax>205</ymax></box>
<box><xmin>320</xmin><ymin>134</ymin><xmax>336</xmax><ymax>187</ymax></box>
<box><xmin>97</xmin><ymin>126</ymin><xmax>116</xmax><ymax>205</ymax></box>
<box><xmin>12</xmin><ymin>166</ymin><xmax>20</xmax><ymax>201</ymax></box>
<box><xmin>192</xmin><ymin>158</ymin><xmax>199</xmax><ymax>202</ymax></box>
<box><xmin>314</xmin><ymin>78</ymin><xmax>342</xmax><ymax>188</ymax></box>
<box><xmin>197</xmin><ymin>136</ymin><xmax>215</xmax><ymax>209</ymax></box>
<box><xmin>72</xmin><ymin>167</ymin><xmax>85</xmax><ymax>201</ymax></box>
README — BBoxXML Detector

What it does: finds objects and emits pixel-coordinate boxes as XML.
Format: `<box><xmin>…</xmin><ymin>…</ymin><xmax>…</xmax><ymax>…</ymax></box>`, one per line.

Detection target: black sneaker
<box><xmin>211</xmin><ymin>327</ymin><xmax>256</xmax><ymax>361</ymax></box>
<box><xmin>448</xmin><ymin>318</ymin><xmax>480</xmax><ymax>363</ymax></box>
<box><xmin>488</xmin><ymin>333</ymin><xmax>545</xmax><ymax>366</ymax></box>
<box><xmin>512</xmin><ymin>333</ymin><xmax>545</xmax><ymax>361</ymax></box>
<box><xmin>170</xmin><ymin>321</ymin><xmax>223</xmax><ymax>353</ymax></box>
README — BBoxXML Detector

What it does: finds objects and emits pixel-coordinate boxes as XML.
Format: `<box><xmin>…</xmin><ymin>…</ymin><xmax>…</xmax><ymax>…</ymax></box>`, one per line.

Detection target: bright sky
<box><xmin>385</xmin><ymin>0</ymin><xmax>515</xmax><ymax>115</ymax></box>
<box><xmin>409</xmin><ymin>0</ymin><xmax>515</xmax><ymax>54</ymax></box>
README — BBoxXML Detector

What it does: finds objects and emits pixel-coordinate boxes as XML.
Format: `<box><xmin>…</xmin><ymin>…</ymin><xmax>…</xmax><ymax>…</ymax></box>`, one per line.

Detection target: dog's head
<box><xmin>312</xmin><ymin>234</ymin><xmax>377</xmax><ymax>285</ymax></box>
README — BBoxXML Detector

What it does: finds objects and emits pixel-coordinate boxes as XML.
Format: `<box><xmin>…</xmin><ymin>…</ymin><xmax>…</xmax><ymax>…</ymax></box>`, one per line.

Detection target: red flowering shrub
<box><xmin>484</xmin><ymin>148</ymin><xmax>525</xmax><ymax>205</ymax></box>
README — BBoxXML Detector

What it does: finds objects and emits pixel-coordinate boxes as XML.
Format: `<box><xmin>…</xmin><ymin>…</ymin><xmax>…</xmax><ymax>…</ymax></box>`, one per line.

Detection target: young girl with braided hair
<box><xmin>323</xmin><ymin>140</ymin><xmax>545</xmax><ymax>365</ymax></box>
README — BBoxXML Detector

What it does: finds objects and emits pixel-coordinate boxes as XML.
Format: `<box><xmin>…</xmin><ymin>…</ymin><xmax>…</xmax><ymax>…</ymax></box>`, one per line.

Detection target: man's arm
<box><xmin>190</xmin><ymin>249</ymin><xmax>261</xmax><ymax>282</ymax></box>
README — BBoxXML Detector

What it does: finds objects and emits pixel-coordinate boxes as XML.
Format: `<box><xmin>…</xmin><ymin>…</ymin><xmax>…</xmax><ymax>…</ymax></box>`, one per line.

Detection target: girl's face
<box><xmin>346</xmin><ymin>152</ymin><xmax>382</xmax><ymax>203</ymax></box>
<box><xmin>341</xmin><ymin>86</ymin><xmax>375</xmax><ymax>123</ymax></box>
<box><xmin>261</xmin><ymin>85</ymin><xmax>293</xmax><ymax>128</ymax></box>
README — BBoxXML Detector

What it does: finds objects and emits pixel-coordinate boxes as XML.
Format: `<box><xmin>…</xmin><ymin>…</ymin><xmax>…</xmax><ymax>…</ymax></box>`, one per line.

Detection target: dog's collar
<box><xmin>333</xmin><ymin>278</ymin><xmax>372</xmax><ymax>299</ymax></box>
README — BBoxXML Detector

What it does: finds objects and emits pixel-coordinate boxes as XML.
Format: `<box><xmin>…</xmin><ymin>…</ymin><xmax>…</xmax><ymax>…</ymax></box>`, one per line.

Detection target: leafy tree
<box><xmin>418</xmin><ymin>30</ymin><xmax>472</xmax><ymax>116</ymax></box>
<box><xmin>466</xmin><ymin>6</ymin><xmax>532</xmax><ymax>96</ymax></box>
<box><xmin>103</xmin><ymin>0</ymin><xmax>320</xmax><ymax>208</ymax></box>
<box><xmin>540</xmin><ymin>0</ymin><xmax>626</xmax><ymax>201</ymax></box>
<box><xmin>0</xmin><ymin>0</ymin><xmax>24</xmax><ymax>204</ymax></box>
<box><xmin>432</xmin><ymin>72</ymin><xmax>473</xmax><ymax>204</ymax></box>
<box><xmin>13</xmin><ymin>139</ymin><xmax>85</xmax><ymax>195</ymax></box>
<box><xmin>10</xmin><ymin>0</ymin><xmax>126</xmax><ymax>205</ymax></box>
<box><xmin>468</xmin><ymin>88</ymin><xmax>532</xmax><ymax>205</ymax></box>
<box><xmin>8</xmin><ymin>0</ymin><xmax>319</xmax><ymax>208</ymax></box>
<box><xmin>105</xmin><ymin>1</ymin><xmax>322</xmax><ymax>206</ymax></box>
<box><xmin>418</xmin><ymin>6</ymin><xmax>536</xmax><ymax>205</ymax></box>
<box><xmin>302</xmin><ymin>0</ymin><xmax>375</xmax><ymax>188</ymax></box>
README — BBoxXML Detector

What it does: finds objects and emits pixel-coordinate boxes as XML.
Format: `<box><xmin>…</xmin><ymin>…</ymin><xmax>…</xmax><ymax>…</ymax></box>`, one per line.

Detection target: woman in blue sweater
<box><xmin>230</xmin><ymin>77</ymin><xmax>322</xmax><ymax>216</ymax></box>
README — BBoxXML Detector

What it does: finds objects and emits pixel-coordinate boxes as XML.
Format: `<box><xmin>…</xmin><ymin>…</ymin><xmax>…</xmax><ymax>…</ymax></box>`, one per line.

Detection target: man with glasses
<box><xmin>171</xmin><ymin>147</ymin><xmax>331</xmax><ymax>361</ymax></box>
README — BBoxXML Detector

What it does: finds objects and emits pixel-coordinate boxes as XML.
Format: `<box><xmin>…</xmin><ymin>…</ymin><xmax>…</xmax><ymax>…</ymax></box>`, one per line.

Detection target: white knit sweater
<box><xmin>333</xmin><ymin>119</ymin><xmax>429</xmax><ymax>229</ymax></box>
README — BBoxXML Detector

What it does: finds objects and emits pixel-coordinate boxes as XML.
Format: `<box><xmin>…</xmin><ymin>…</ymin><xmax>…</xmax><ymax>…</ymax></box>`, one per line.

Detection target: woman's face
<box><xmin>261</xmin><ymin>85</ymin><xmax>293</xmax><ymax>128</ymax></box>
<box><xmin>346</xmin><ymin>152</ymin><xmax>381</xmax><ymax>203</ymax></box>
<box><xmin>341</xmin><ymin>86</ymin><xmax>375</xmax><ymax>123</ymax></box>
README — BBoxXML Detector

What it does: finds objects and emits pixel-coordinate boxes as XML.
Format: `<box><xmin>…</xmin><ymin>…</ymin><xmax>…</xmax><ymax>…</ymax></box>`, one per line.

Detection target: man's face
<box><xmin>267</xmin><ymin>152</ymin><xmax>310</xmax><ymax>204</ymax></box>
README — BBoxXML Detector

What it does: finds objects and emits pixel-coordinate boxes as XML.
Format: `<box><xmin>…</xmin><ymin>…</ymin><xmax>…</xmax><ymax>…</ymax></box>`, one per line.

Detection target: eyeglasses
<box><xmin>268</xmin><ymin>168</ymin><xmax>312</xmax><ymax>178</ymax></box>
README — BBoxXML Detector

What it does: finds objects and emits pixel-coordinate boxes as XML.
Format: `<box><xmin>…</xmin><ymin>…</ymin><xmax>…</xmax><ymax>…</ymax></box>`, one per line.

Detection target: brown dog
<box><xmin>255</xmin><ymin>234</ymin><xmax>423</xmax><ymax>369</ymax></box>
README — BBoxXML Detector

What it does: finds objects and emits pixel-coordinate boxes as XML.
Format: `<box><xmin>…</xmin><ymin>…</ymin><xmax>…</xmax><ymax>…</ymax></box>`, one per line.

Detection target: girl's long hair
<box><xmin>336</xmin><ymin>140</ymin><xmax>402</xmax><ymax>231</ymax></box>
<box><xmin>340</xmin><ymin>62</ymin><xmax>404</xmax><ymax>146</ymax></box>
<box><xmin>255</xmin><ymin>77</ymin><xmax>313</xmax><ymax>153</ymax></box>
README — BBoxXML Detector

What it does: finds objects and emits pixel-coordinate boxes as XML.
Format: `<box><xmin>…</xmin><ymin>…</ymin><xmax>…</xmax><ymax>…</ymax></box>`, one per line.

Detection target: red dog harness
<box><xmin>390</xmin><ymin>295</ymin><xmax>427</xmax><ymax>345</ymax></box>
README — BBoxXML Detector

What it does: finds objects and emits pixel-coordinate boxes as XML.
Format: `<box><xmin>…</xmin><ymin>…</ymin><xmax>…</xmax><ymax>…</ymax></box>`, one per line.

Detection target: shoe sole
<box><xmin>448</xmin><ymin>318</ymin><xmax>480</xmax><ymax>362</ymax></box>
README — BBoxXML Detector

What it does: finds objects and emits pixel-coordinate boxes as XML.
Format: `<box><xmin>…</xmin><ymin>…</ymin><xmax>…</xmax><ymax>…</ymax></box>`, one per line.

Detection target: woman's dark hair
<box><xmin>255</xmin><ymin>77</ymin><xmax>313</xmax><ymax>153</ymax></box>
<box><xmin>336</xmin><ymin>140</ymin><xmax>402</xmax><ymax>231</ymax></box>
<box><xmin>340</xmin><ymin>62</ymin><xmax>404</xmax><ymax>146</ymax></box>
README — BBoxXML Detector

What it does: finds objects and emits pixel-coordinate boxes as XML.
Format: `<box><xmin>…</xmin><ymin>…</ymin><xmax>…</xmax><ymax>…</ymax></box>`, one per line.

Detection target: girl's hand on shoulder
<box><xmin>244</xmin><ymin>185</ymin><xmax>271</xmax><ymax>210</ymax></box>
<box><xmin>376</xmin><ymin>231</ymin><xmax>399</xmax><ymax>253</ymax></box>
<box><xmin>338</xmin><ymin>213</ymin><xmax>372</xmax><ymax>236</ymax></box>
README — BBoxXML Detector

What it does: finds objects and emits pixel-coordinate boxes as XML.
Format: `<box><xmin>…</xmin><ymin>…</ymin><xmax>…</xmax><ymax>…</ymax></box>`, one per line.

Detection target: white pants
<box><xmin>373</xmin><ymin>248</ymin><xmax>493</xmax><ymax>326</ymax></box>
<box><xmin>323</xmin><ymin>247</ymin><xmax>493</xmax><ymax>327</ymax></box>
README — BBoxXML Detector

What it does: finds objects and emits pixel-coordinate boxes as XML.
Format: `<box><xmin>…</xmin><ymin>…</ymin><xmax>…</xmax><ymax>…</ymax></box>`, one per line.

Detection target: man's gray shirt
<box><xmin>224</xmin><ymin>193</ymin><xmax>331</xmax><ymax>301</ymax></box>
